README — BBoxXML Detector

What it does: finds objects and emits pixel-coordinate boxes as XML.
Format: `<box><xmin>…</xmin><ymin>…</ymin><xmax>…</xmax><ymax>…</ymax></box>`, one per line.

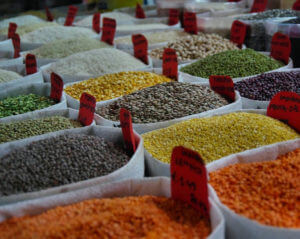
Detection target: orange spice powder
<box><xmin>209</xmin><ymin>148</ymin><xmax>300</xmax><ymax>228</ymax></box>
<box><xmin>0</xmin><ymin>195</ymin><xmax>211</xmax><ymax>239</ymax></box>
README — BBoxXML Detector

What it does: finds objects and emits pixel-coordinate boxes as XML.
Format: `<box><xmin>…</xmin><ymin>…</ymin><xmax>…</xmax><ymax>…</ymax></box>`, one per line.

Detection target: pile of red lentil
<box><xmin>0</xmin><ymin>195</ymin><xmax>211</xmax><ymax>239</ymax></box>
<box><xmin>209</xmin><ymin>148</ymin><xmax>300</xmax><ymax>228</ymax></box>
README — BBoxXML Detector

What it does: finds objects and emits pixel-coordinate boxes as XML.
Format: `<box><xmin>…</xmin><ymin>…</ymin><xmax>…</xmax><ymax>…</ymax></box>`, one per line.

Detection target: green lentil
<box><xmin>142</xmin><ymin>112</ymin><xmax>299</xmax><ymax>164</ymax></box>
<box><xmin>0</xmin><ymin>94</ymin><xmax>56</xmax><ymax>118</ymax></box>
<box><xmin>0</xmin><ymin>116</ymin><xmax>82</xmax><ymax>144</ymax></box>
<box><xmin>180</xmin><ymin>49</ymin><xmax>284</xmax><ymax>79</ymax></box>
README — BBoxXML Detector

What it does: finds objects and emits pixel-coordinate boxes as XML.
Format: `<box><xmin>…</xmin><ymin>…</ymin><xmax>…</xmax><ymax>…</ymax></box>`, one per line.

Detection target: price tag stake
<box><xmin>209</xmin><ymin>75</ymin><xmax>235</xmax><ymax>102</ymax></box>
<box><xmin>50</xmin><ymin>72</ymin><xmax>63</xmax><ymax>102</ymax></box>
<box><xmin>11</xmin><ymin>33</ymin><xmax>20</xmax><ymax>58</ymax></box>
<box><xmin>45</xmin><ymin>7</ymin><xmax>54</xmax><ymax>22</ymax></box>
<box><xmin>251</xmin><ymin>0</ymin><xmax>268</xmax><ymax>13</ymax></box>
<box><xmin>230</xmin><ymin>20</ymin><xmax>247</xmax><ymax>48</ymax></box>
<box><xmin>25</xmin><ymin>54</ymin><xmax>37</xmax><ymax>75</ymax></box>
<box><xmin>171</xmin><ymin>146</ymin><xmax>210</xmax><ymax>219</ymax></box>
<box><xmin>184</xmin><ymin>12</ymin><xmax>197</xmax><ymax>34</ymax></box>
<box><xmin>8</xmin><ymin>22</ymin><xmax>17</xmax><ymax>39</ymax></box>
<box><xmin>93</xmin><ymin>12</ymin><xmax>101</xmax><ymax>33</ymax></box>
<box><xmin>169</xmin><ymin>9</ymin><xmax>179</xmax><ymax>26</ymax></box>
<box><xmin>270</xmin><ymin>32</ymin><xmax>291</xmax><ymax>65</ymax></box>
<box><xmin>64</xmin><ymin>5</ymin><xmax>78</xmax><ymax>26</ymax></box>
<box><xmin>120</xmin><ymin>108</ymin><xmax>136</xmax><ymax>154</ymax></box>
<box><xmin>267</xmin><ymin>92</ymin><xmax>300</xmax><ymax>133</ymax></box>
<box><xmin>132</xmin><ymin>34</ymin><xmax>148</xmax><ymax>65</ymax></box>
<box><xmin>163</xmin><ymin>48</ymin><xmax>178</xmax><ymax>81</ymax></box>
<box><xmin>78</xmin><ymin>93</ymin><xmax>96</xmax><ymax>126</ymax></box>
<box><xmin>293</xmin><ymin>0</ymin><xmax>300</xmax><ymax>10</ymax></box>
<box><xmin>101</xmin><ymin>17</ymin><xmax>116</xmax><ymax>45</ymax></box>
<box><xmin>135</xmin><ymin>3</ymin><xmax>146</xmax><ymax>19</ymax></box>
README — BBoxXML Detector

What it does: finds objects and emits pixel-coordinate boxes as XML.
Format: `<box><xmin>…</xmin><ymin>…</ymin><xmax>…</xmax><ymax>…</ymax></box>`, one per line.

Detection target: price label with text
<box><xmin>251</xmin><ymin>0</ymin><xmax>268</xmax><ymax>13</ymax></box>
<box><xmin>78</xmin><ymin>93</ymin><xmax>96</xmax><ymax>126</ymax></box>
<box><xmin>293</xmin><ymin>0</ymin><xmax>300</xmax><ymax>10</ymax></box>
<box><xmin>8</xmin><ymin>22</ymin><xmax>17</xmax><ymax>39</ymax></box>
<box><xmin>45</xmin><ymin>7</ymin><xmax>54</xmax><ymax>22</ymax></box>
<box><xmin>209</xmin><ymin>75</ymin><xmax>235</xmax><ymax>102</ymax></box>
<box><xmin>163</xmin><ymin>48</ymin><xmax>178</xmax><ymax>81</ymax></box>
<box><xmin>171</xmin><ymin>146</ymin><xmax>210</xmax><ymax>219</ymax></box>
<box><xmin>101</xmin><ymin>17</ymin><xmax>116</xmax><ymax>45</ymax></box>
<box><xmin>50</xmin><ymin>72</ymin><xmax>63</xmax><ymax>102</ymax></box>
<box><xmin>184</xmin><ymin>12</ymin><xmax>197</xmax><ymax>34</ymax></box>
<box><xmin>132</xmin><ymin>34</ymin><xmax>148</xmax><ymax>65</ymax></box>
<box><xmin>93</xmin><ymin>12</ymin><xmax>101</xmax><ymax>33</ymax></box>
<box><xmin>135</xmin><ymin>3</ymin><xmax>146</xmax><ymax>19</ymax></box>
<box><xmin>11</xmin><ymin>33</ymin><xmax>20</xmax><ymax>58</ymax></box>
<box><xmin>64</xmin><ymin>5</ymin><xmax>78</xmax><ymax>26</ymax></box>
<box><xmin>120</xmin><ymin>108</ymin><xmax>136</xmax><ymax>154</ymax></box>
<box><xmin>25</xmin><ymin>54</ymin><xmax>37</xmax><ymax>75</ymax></box>
<box><xmin>267</xmin><ymin>92</ymin><xmax>300</xmax><ymax>133</ymax></box>
<box><xmin>168</xmin><ymin>9</ymin><xmax>179</xmax><ymax>26</ymax></box>
<box><xmin>270</xmin><ymin>32</ymin><xmax>291</xmax><ymax>65</ymax></box>
<box><xmin>230</xmin><ymin>20</ymin><xmax>247</xmax><ymax>48</ymax></box>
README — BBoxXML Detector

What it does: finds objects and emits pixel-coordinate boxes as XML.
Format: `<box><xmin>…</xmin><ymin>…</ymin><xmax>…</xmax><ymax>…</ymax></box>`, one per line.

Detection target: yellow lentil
<box><xmin>64</xmin><ymin>71</ymin><xmax>172</xmax><ymax>101</ymax></box>
<box><xmin>142</xmin><ymin>112</ymin><xmax>299</xmax><ymax>164</ymax></box>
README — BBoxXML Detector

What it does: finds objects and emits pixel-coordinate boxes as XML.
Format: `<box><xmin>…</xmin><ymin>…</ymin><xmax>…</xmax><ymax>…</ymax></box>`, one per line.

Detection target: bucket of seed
<box><xmin>0</xmin><ymin>82</ymin><xmax>67</xmax><ymax>121</ymax></box>
<box><xmin>95</xmin><ymin>81</ymin><xmax>242</xmax><ymax>134</ymax></box>
<box><xmin>0</xmin><ymin>125</ymin><xmax>144</xmax><ymax>205</ymax></box>
<box><xmin>0</xmin><ymin>177</ymin><xmax>224</xmax><ymax>239</ymax></box>
<box><xmin>234</xmin><ymin>69</ymin><xmax>300</xmax><ymax>109</ymax></box>
<box><xmin>208</xmin><ymin>139</ymin><xmax>300</xmax><ymax>239</ymax></box>
<box><xmin>41</xmin><ymin>48</ymin><xmax>152</xmax><ymax>84</ymax></box>
<box><xmin>0</xmin><ymin>108</ymin><xmax>96</xmax><ymax>144</ymax></box>
<box><xmin>64</xmin><ymin>70</ymin><xmax>172</xmax><ymax>109</ymax></box>
<box><xmin>179</xmin><ymin>49</ymin><xmax>293</xmax><ymax>83</ymax></box>
<box><xmin>142</xmin><ymin>109</ymin><xmax>300</xmax><ymax>176</ymax></box>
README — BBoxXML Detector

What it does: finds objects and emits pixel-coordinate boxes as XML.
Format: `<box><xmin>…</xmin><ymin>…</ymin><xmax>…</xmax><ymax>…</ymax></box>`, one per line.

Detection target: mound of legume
<box><xmin>0</xmin><ymin>94</ymin><xmax>56</xmax><ymax>118</ymax></box>
<box><xmin>0</xmin><ymin>15</ymin><xmax>44</xmax><ymax>29</ymax></box>
<box><xmin>0</xmin><ymin>134</ymin><xmax>130</xmax><ymax>196</ymax></box>
<box><xmin>65</xmin><ymin>71</ymin><xmax>172</xmax><ymax>102</ymax></box>
<box><xmin>97</xmin><ymin>82</ymin><xmax>229</xmax><ymax>123</ymax></box>
<box><xmin>210</xmin><ymin>148</ymin><xmax>300</xmax><ymax>228</ymax></box>
<box><xmin>234</xmin><ymin>71</ymin><xmax>300</xmax><ymax>101</ymax></box>
<box><xmin>0</xmin><ymin>116</ymin><xmax>82</xmax><ymax>144</ymax></box>
<box><xmin>0</xmin><ymin>196</ymin><xmax>211</xmax><ymax>238</ymax></box>
<box><xmin>0</xmin><ymin>22</ymin><xmax>57</xmax><ymax>36</ymax></box>
<box><xmin>142</xmin><ymin>112</ymin><xmax>299</xmax><ymax>164</ymax></box>
<box><xmin>180</xmin><ymin>49</ymin><xmax>284</xmax><ymax>79</ymax></box>
<box><xmin>0</xmin><ymin>69</ymin><xmax>21</xmax><ymax>83</ymax></box>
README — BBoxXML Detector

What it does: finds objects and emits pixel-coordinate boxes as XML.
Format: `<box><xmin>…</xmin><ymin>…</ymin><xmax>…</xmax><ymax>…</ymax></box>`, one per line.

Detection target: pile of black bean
<box><xmin>0</xmin><ymin>134</ymin><xmax>130</xmax><ymax>196</ymax></box>
<box><xmin>96</xmin><ymin>82</ymin><xmax>229</xmax><ymax>123</ymax></box>
<box><xmin>234</xmin><ymin>71</ymin><xmax>300</xmax><ymax>101</ymax></box>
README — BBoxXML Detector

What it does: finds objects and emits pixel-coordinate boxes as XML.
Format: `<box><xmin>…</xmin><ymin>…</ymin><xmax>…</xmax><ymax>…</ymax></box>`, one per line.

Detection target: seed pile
<box><xmin>180</xmin><ymin>49</ymin><xmax>284</xmax><ymax>79</ymax></box>
<box><xmin>0</xmin><ymin>69</ymin><xmax>21</xmax><ymax>83</ymax></box>
<box><xmin>115</xmin><ymin>30</ymin><xmax>189</xmax><ymax>45</ymax></box>
<box><xmin>0</xmin><ymin>22</ymin><xmax>57</xmax><ymax>36</ymax></box>
<box><xmin>283</xmin><ymin>17</ymin><xmax>300</xmax><ymax>24</ymax></box>
<box><xmin>21</xmin><ymin>26</ymin><xmax>97</xmax><ymax>44</ymax></box>
<box><xmin>235</xmin><ymin>71</ymin><xmax>300</xmax><ymax>101</ymax></box>
<box><xmin>0</xmin><ymin>196</ymin><xmax>211</xmax><ymax>239</ymax></box>
<box><xmin>210</xmin><ymin>148</ymin><xmax>300</xmax><ymax>228</ymax></box>
<box><xmin>142</xmin><ymin>112</ymin><xmax>299</xmax><ymax>164</ymax></box>
<box><xmin>27</xmin><ymin>37</ymin><xmax>111</xmax><ymax>59</ymax></box>
<box><xmin>150</xmin><ymin>33</ymin><xmax>238</xmax><ymax>61</ymax></box>
<box><xmin>0</xmin><ymin>134</ymin><xmax>130</xmax><ymax>196</ymax></box>
<box><xmin>65</xmin><ymin>71</ymin><xmax>171</xmax><ymax>101</ymax></box>
<box><xmin>97</xmin><ymin>82</ymin><xmax>229</xmax><ymax>123</ymax></box>
<box><xmin>0</xmin><ymin>15</ymin><xmax>44</xmax><ymax>29</ymax></box>
<box><xmin>0</xmin><ymin>116</ymin><xmax>82</xmax><ymax>144</ymax></box>
<box><xmin>0</xmin><ymin>94</ymin><xmax>56</xmax><ymax>118</ymax></box>
<box><xmin>238</xmin><ymin>9</ymin><xmax>300</xmax><ymax>21</ymax></box>
<box><xmin>117</xmin><ymin>23</ymin><xmax>169</xmax><ymax>32</ymax></box>
<box><xmin>45</xmin><ymin>48</ymin><xmax>146</xmax><ymax>77</ymax></box>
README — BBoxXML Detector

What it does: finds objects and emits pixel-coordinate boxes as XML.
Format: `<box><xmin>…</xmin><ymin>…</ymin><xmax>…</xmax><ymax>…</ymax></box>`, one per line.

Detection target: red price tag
<box><xmin>270</xmin><ymin>32</ymin><xmax>291</xmax><ymax>65</ymax></box>
<box><xmin>251</xmin><ymin>0</ymin><xmax>268</xmax><ymax>13</ymax></box>
<box><xmin>45</xmin><ymin>7</ymin><xmax>54</xmax><ymax>22</ymax></box>
<box><xmin>93</xmin><ymin>13</ymin><xmax>101</xmax><ymax>33</ymax></box>
<box><xmin>230</xmin><ymin>20</ymin><xmax>247</xmax><ymax>48</ymax></box>
<box><xmin>25</xmin><ymin>54</ymin><xmax>37</xmax><ymax>75</ymax></box>
<box><xmin>50</xmin><ymin>72</ymin><xmax>63</xmax><ymax>102</ymax></box>
<box><xmin>120</xmin><ymin>108</ymin><xmax>136</xmax><ymax>154</ymax></box>
<box><xmin>8</xmin><ymin>22</ymin><xmax>17</xmax><ymax>39</ymax></box>
<box><xmin>135</xmin><ymin>3</ymin><xmax>146</xmax><ymax>19</ymax></box>
<box><xmin>293</xmin><ymin>1</ymin><xmax>300</xmax><ymax>10</ymax></box>
<box><xmin>267</xmin><ymin>92</ymin><xmax>300</xmax><ymax>133</ymax></box>
<box><xmin>11</xmin><ymin>33</ymin><xmax>20</xmax><ymax>58</ymax></box>
<box><xmin>78</xmin><ymin>93</ymin><xmax>96</xmax><ymax>126</ymax></box>
<box><xmin>209</xmin><ymin>75</ymin><xmax>235</xmax><ymax>102</ymax></box>
<box><xmin>64</xmin><ymin>5</ymin><xmax>78</xmax><ymax>26</ymax></box>
<box><xmin>171</xmin><ymin>146</ymin><xmax>210</xmax><ymax>219</ymax></box>
<box><xmin>184</xmin><ymin>12</ymin><xmax>197</xmax><ymax>35</ymax></box>
<box><xmin>163</xmin><ymin>48</ymin><xmax>178</xmax><ymax>81</ymax></box>
<box><xmin>101</xmin><ymin>17</ymin><xmax>116</xmax><ymax>45</ymax></box>
<box><xmin>168</xmin><ymin>9</ymin><xmax>179</xmax><ymax>26</ymax></box>
<box><xmin>132</xmin><ymin>34</ymin><xmax>148</xmax><ymax>65</ymax></box>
